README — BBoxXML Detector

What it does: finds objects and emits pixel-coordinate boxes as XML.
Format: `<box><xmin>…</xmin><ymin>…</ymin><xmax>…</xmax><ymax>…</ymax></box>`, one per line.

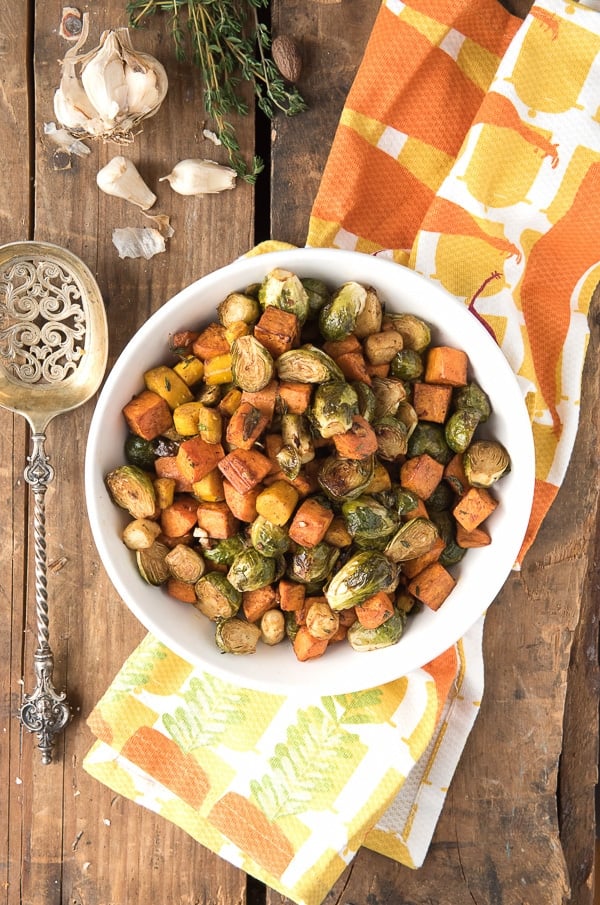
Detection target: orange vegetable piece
<box><xmin>453</xmin><ymin>486</ymin><xmax>498</xmax><ymax>532</ymax></box>
<box><xmin>400</xmin><ymin>454</ymin><xmax>444</xmax><ymax>499</ymax></box>
<box><xmin>279</xmin><ymin>579</ymin><xmax>306</xmax><ymax>612</ymax></box>
<box><xmin>332</xmin><ymin>415</ymin><xmax>378</xmax><ymax>460</ymax></box>
<box><xmin>292</xmin><ymin>625</ymin><xmax>329</xmax><ymax>661</ymax></box>
<box><xmin>241</xmin><ymin>380</ymin><xmax>279</xmax><ymax>420</ymax></box>
<box><xmin>225</xmin><ymin>401</ymin><xmax>269</xmax><ymax>450</ymax></box>
<box><xmin>455</xmin><ymin>522</ymin><xmax>492</xmax><ymax>548</ymax></box>
<box><xmin>176</xmin><ymin>437</ymin><xmax>226</xmax><ymax>484</ymax></box>
<box><xmin>355</xmin><ymin>591</ymin><xmax>395</xmax><ymax>629</ymax></box>
<box><xmin>192</xmin><ymin>322</ymin><xmax>229</xmax><ymax>360</ymax></box>
<box><xmin>444</xmin><ymin>453</ymin><xmax>469</xmax><ymax>496</ymax></box>
<box><xmin>412</xmin><ymin>382</ymin><xmax>453</xmax><ymax>423</ymax></box>
<box><xmin>277</xmin><ymin>382</ymin><xmax>313</xmax><ymax>414</ymax></box>
<box><xmin>288</xmin><ymin>498</ymin><xmax>334</xmax><ymax>548</ymax></box>
<box><xmin>196</xmin><ymin>500</ymin><xmax>239</xmax><ymax>539</ymax></box>
<box><xmin>407</xmin><ymin>562</ymin><xmax>457</xmax><ymax>611</ymax></box>
<box><xmin>401</xmin><ymin>536</ymin><xmax>446</xmax><ymax>580</ymax></box>
<box><xmin>218</xmin><ymin>448</ymin><xmax>273</xmax><ymax>494</ymax></box>
<box><xmin>167</xmin><ymin>577</ymin><xmax>197</xmax><ymax>604</ymax></box>
<box><xmin>253</xmin><ymin>307</ymin><xmax>300</xmax><ymax>358</ymax></box>
<box><xmin>123</xmin><ymin>389</ymin><xmax>173</xmax><ymax>440</ymax></box>
<box><xmin>222</xmin><ymin>480</ymin><xmax>261</xmax><ymax>523</ymax></box>
<box><xmin>334</xmin><ymin>350</ymin><xmax>372</xmax><ymax>385</ymax></box>
<box><xmin>242</xmin><ymin>585</ymin><xmax>279</xmax><ymax>623</ymax></box>
<box><xmin>424</xmin><ymin>346</ymin><xmax>468</xmax><ymax>387</ymax></box>
<box><xmin>160</xmin><ymin>495</ymin><xmax>199</xmax><ymax>538</ymax></box>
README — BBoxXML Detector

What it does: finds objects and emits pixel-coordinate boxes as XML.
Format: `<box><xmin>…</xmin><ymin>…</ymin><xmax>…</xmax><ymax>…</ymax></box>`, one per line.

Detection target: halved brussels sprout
<box><xmin>276</xmin><ymin>345</ymin><xmax>344</xmax><ymax>383</ymax></box>
<box><xmin>342</xmin><ymin>495</ymin><xmax>398</xmax><ymax>540</ymax></box>
<box><xmin>227</xmin><ymin>548</ymin><xmax>276</xmax><ymax>592</ymax></box>
<box><xmin>407</xmin><ymin>422</ymin><xmax>452</xmax><ymax>464</ymax></box>
<box><xmin>281</xmin><ymin>413</ymin><xmax>315</xmax><ymax>464</ymax></box>
<box><xmin>444</xmin><ymin>409</ymin><xmax>481</xmax><ymax>454</ymax></box>
<box><xmin>463</xmin><ymin>440</ymin><xmax>510</xmax><ymax>487</ymax></box>
<box><xmin>231</xmin><ymin>334</ymin><xmax>274</xmax><ymax>392</ymax></box>
<box><xmin>301</xmin><ymin>278</ymin><xmax>331</xmax><ymax>319</ymax></box>
<box><xmin>287</xmin><ymin>542</ymin><xmax>340</xmax><ymax>585</ymax></box>
<box><xmin>382</xmin><ymin>313</ymin><xmax>431</xmax><ymax>351</ymax></box>
<box><xmin>325</xmin><ymin>551</ymin><xmax>397</xmax><ymax>611</ymax></box>
<box><xmin>373</xmin><ymin>417</ymin><xmax>408</xmax><ymax>460</ymax></box>
<box><xmin>347</xmin><ymin>608</ymin><xmax>406</xmax><ymax>651</ymax></box>
<box><xmin>305</xmin><ymin>599</ymin><xmax>340</xmax><ymax>639</ymax></box>
<box><xmin>258</xmin><ymin>268</ymin><xmax>309</xmax><ymax>323</ymax></box>
<box><xmin>165</xmin><ymin>543</ymin><xmax>206</xmax><ymax>582</ymax></box>
<box><xmin>106</xmin><ymin>465</ymin><xmax>156</xmax><ymax>519</ymax></box>
<box><xmin>454</xmin><ymin>383</ymin><xmax>491</xmax><ymax>423</ymax></box>
<box><xmin>194</xmin><ymin>572</ymin><xmax>242</xmax><ymax>620</ymax></box>
<box><xmin>311</xmin><ymin>381</ymin><xmax>358</xmax><ymax>439</ymax></box>
<box><xmin>218</xmin><ymin>292</ymin><xmax>260</xmax><ymax>327</ymax></box>
<box><xmin>390</xmin><ymin>348</ymin><xmax>424</xmax><ymax>381</ymax></box>
<box><xmin>319</xmin><ymin>281</ymin><xmax>367</xmax><ymax>341</ymax></box>
<box><xmin>136</xmin><ymin>541</ymin><xmax>170</xmax><ymax>585</ymax></box>
<box><xmin>317</xmin><ymin>455</ymin><xmax>375</xmax><ymax>502</ymax></box>
<box><xmin>250</xmin><ymin>515</ymin><xmax>290</xmax><ymax>558</ymax></box>
<box><xmin>124</xmin><ymin>434</ymin><xmax>156</xmax><ymax>470</ymax></box>
<box><xmin>371</xmin><ymin>376</ymin><xmax>407</xmax><ymax>420</ymax></box>
<box><xmin>203</xmin><ymin>534</ymin><xmax>248</xmax><ymax>566</ymax></box>
<box><xmin>384</xmin><ymin>517</ymin><xmax>439</xmax><ymax>562</ymax></box>
<box><xmin>351</xmin><ymin>381</ymin><xmax>377</xmax><ymax>422</ymax></box>
<box><xmin>215</xmin><ymin>617</ymin><xmax>262</xmax><ymax>654</ymax></box>
<box><xmin>276</xmin><ymin>443</ymin><xmax>302</xmax><ymax>480</ymax></box>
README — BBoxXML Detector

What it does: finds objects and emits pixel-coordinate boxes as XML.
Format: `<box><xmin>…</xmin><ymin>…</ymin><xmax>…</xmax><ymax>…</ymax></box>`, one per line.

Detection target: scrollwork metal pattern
<box><xmin>0</xmin><ymin>258</ymin><xmax>87</xmax><ymax>384</ymax></box>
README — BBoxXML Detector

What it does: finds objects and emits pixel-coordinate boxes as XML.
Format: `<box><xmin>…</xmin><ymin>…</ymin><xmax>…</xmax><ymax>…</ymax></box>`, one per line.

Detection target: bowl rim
<box><xmin>85</xmin><ymin>247</ymin><xmax>535</xmax><ymax>695</ymax></box>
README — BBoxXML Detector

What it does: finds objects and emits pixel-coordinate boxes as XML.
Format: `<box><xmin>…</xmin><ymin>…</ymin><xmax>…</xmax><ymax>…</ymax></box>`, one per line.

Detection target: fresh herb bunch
<box><xmin>126</xmin><ymin>0</ymin><xmax>307</xmax><ymax>182</ymax></box>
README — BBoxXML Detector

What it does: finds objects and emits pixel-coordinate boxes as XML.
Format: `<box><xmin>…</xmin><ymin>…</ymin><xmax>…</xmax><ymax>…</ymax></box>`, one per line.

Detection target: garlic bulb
<box><xmin>159</xmin><ymin>159</ymin><xmax>237</xmax><ymax>196</ymax></box>
<box><xmin>97</xmin><ymin>156</ymin><xmax>156</xmax><ymax>210</ymax></box>
<box><xmin>54</xmin><ymin>14</ymin><xmax>168</xmax><ymax>143</ymax></box>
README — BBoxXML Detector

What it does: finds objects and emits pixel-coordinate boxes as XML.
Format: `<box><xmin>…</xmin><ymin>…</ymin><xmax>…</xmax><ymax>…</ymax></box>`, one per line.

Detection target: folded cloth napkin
<box><xmin>83</xmin><ymin>1</ymin><xmax>600</xmax><ymax>902</ymax></box>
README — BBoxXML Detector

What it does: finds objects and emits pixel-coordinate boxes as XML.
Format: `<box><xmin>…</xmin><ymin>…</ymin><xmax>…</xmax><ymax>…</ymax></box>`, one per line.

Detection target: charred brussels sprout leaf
<box><xmin>276</xmin><ymin>443</ymin><xmax>302</xmax><ymax>479</ymax></box>
<box><xmin>125</xmin><ymin>434</ymin><xmax>156</xmax><ymax>469</ymax></box>
<box><xmin>301</xmin><ymin>278</ymin><xmax>331</xmax><ymax>319</ymax></box>
<box><xmin>454</xmin><ymin>382</ymin><xmax>491</xmax><ymax>423</ymax></box>
<box><xmin>407</xmin><ymin>422</ymin><xmax>452</xmax><ymax>464</ymax></box>
<box><xmin>203</xmin><ymin>534</ymin><xmax>248</xmax><ymax>566</ymax></box>
<box><xmin>351</xmin><ymin>380</ymin><xmax>377</xmax><ymax>422</ymax></box>
<box><xmin>342</xmin><ymin>496</ymin><xmax>398</xmax><ymax>540</ymax></box>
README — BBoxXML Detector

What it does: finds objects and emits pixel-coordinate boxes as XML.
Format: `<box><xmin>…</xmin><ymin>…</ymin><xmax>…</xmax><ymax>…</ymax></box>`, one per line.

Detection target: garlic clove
<box><xmin>159</xmin><ymin>159</ymin><xmax>237</xmax><ymax>196</ymax></box>
<box><xmin>96</xmin><ymin>156</ymin><xmax>156</xmax><ymax>210</ymax></box>
<box><xmin>81</xmin><ymin>31</ymin><xmax>128</xmax><ymax>127</ymax></box>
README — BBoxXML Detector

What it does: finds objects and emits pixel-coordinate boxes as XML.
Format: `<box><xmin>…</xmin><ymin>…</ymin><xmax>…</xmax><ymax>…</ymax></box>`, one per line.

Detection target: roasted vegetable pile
<box><xmin>105</xmin><ymin>268</ymin><xmax>511</xmax><ymax>660</ymax></box>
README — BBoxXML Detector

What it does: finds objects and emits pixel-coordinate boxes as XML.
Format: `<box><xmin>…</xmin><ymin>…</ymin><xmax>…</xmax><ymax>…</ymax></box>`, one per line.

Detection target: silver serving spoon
<box><xmin>0</xmin><ymin>241</ymin><xmax>108</xmax><ymax>764</ymax></box>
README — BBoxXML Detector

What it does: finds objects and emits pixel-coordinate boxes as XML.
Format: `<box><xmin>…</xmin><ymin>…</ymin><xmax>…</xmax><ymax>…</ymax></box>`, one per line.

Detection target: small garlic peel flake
<box><xmin>112</xmin><ymin>227</ymin><xmax>166</xmax><ymax>260</ymax></box>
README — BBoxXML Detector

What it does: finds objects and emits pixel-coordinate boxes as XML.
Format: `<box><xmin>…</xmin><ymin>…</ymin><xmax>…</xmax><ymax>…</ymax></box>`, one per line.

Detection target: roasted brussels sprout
<box><xmin>288</xmin><ymin>542</ymin><xmax>340</xmax><ymax>585</ymax></box>
<box><xmin>444</xmin><ymin>409</ymin><xmax>481</xmax><ymax>454</ymax></box>
<box><xmin>136</xmin><ymin>541</ymin><xmax>170</xmax><ymax>585</ymax></box>
<box><xmin>165</xmin><ymin>543</ymin><xmax>206</xmax><ymax>582</ymax></box>
<box><xmin>301</xmin><ymin>278</ymin><xmax>331</xmax><ymax>319</ymax></box>
<box><xmin>394</xmin><ymin>488</ymin><xmax>420</xmax><ymax>516</ymax></box>
<box><xmin>352</xmin><ymin>380</ymin><xmax>377</xmax><ymax>422</ymax></box>
<box><xmin>319</xmin><ymin>281</ymin><xmax>368</xmax><ymax>341</ymax></box>
<box><xmin>371</xmin><ymin>376</ymin><xmax>407</xmax><ymax>420</ymax></box>
<box><xmin>396</xmin><ymin>401</ymin><xmax>419</xmax><ymax>439</ymax></box>
<box><xmin>122</xmin><ymin>518</ymin><xmax>161</xmax><ymax>551</ymax></box>
<box><xmin>382</xmin><ymin>313</ymin><xmax>431</xmax><ymax>351</ymax></box>
<box><xmin>430</xmin><ymin>510</ymin><xmax>466</xmax><ymax>566</ymax></box>
<box><xmin>454</xmin><ymin>382</ymin><xmax>491</xmax><ymax>423</ymax></box>
<box><xmin>305</xmin><ymin>599</ymin><xmax>340</xmax><ymax>640</ymax></box>
<box><xmin>194</xmin><ymin>572</ymin><xmax>242</xmax><ymax>620</ymax></box>
<box><xmin>425</xmin><ymin>481</ymin><xmax>455</xmax><ymax>512</ymax></box>
<box><xmin>106</xmin><ymin>465</ymin><xmax>156</xmax><ymax>519</ymax></box>
<box><xmin>390</xmin><ymin>348</ymin><xmax>424</xmax><ymax>381</ymax></box>
<box><xmin>250</xmin><ymin>515</ymin><xmax>290</xmax><ymax>558</ymax></box>
<box><xmin>317</xmin><ymin>454</ymin><xmax>375</xmax><ymax>502</ymax></box>
<box><xmin>227</xmin><ymin>548</ymin><xmax>276</xmax><ymax>592</ymax></box>
<box><xmin>124</xmin><ymin>434</ymin><xmax>156</xmax><ymax>469</ymax></box>
<box><xmin>347</xmin><ymin>608</ymin><xmax>407</xmax><ymax>651</ymax></box>
<box><xmin>215</xmin><ymin>617</ymin><xmax>262</xmax><ymax>654</ymax></box>
<box><xmin>407</xmin><ymin>422</ymin><xmax>452</xmax><ymax>464</ymax></box>
<box><xmin>218</xmin><ymin>292</ymin><xmax>260</xmax><ymax>327</ymax></box>
<box><xmin>276</xmin><ymin>345</ymin><xmax>344</xmax><ymax>383</ymax></box>
<box><xmin>342</xmin><ymin>495</ymin><xmax>398</xmax><ymax>540</ymax></box>
<box><xmin>354</xmin><ymin>287</ymin><xmax>383</xmax><ymax>339</ymax></box>
<box><xmin>258</xmin><ymin>268</ymin><xmax>309</xmax><ymax>323</ymax></box>
<box><xmin>373</xmin><ymin>417</ymin><xmax>409</xmax><ymax>460</ymax></box>
<box><xmin>231</xmin><ymin>334</ymin><xmax>274</xmax><ymax>392</ymax></box>
<box><xmin>311</xmin><ymin>381</ymin><xmax>359</xmax><ymax>438</ymax></box>
<box><xmin>384</xmin><ymin>517</ymin><xmax>439</xmax><ymax>562</ymax></box>
<box><xmin>463</xmin><ymin>440</ymin><xmax>510</xmax><ymax>487</ymax></box>
<box><xmin>281</xmin><ymin>413</ymin><xmax>315</xmax><ymax>464</ymax></box>
<box><xmin>203</xmin><ymin>535</ymin><xmax>248</xmax><ymax>566</ymax></box>
<box><xmin>325</xmin><ymin>551</ymin><xmax>397</xmax><ymax>611</ymax></box>
<box><xmin>275</xmin><ymin>443</ymin><xmax>302</xmax><ymax>480</ymax></box>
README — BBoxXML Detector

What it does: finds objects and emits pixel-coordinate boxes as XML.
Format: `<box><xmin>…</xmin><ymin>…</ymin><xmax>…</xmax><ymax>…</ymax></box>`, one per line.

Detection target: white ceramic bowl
<box><xmin>85</xmin><ymin>248</ymin><xmax>535</xmax><ymax>695</ymax></box>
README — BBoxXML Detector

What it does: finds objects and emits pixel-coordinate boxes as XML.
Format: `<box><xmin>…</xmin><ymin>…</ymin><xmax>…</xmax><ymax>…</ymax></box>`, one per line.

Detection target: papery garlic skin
<box><xmin>97</xmin><ymin>156</ymin><xmax>156</xmax><ymax>210</ymax></box>
<box><xmin>54</xmin><ymin>14</ymin><xmax>168</xmax><ymax>143</ymax></box>
<box><xmin>159</xmin><ymin>159</ymin><xmax>237</xmax><ymax>196</ymax></box>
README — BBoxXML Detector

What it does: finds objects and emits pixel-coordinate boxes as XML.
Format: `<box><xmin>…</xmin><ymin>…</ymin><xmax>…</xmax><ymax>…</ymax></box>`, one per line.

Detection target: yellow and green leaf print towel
<box><xmin>85</xmin><ymin>1</ymin><xmax>600</xmax><ymax>903</ymax></box>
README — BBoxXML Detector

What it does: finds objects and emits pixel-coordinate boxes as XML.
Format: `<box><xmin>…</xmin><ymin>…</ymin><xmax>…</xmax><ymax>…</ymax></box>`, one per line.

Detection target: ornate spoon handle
<box><xmin>19</xmin><ymin>433</ymin><xmax>71</xmax><ymax>764</ymax></box>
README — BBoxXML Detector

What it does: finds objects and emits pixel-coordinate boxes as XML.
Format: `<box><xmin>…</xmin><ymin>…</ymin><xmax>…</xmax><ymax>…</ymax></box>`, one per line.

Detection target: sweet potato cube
<box><xmin>192</xmin><ymin>322</ymin><xmax>229</xmax><ymax>360</ymax></box>
<box><xmin>401</xmin><ymin>536</ymin><xmax>446</xmax><ymax>580</ymax></box>
<box><xmin>444</xmin><ymin>453</ymin><xmax>469</xmax><ymax>496</ymax></box>
<box><xmin>412</xmin><ymin>382</ymin><xmax>453</xmax><ymax>423</ymax></box>
<box><xmin>264</xmin><ymin>434</ymin><xmax>284</xmax><ymax>474</ymax></box>
<box><xmin>279</xmin><ymin>579</ymin><xmax>305</xmax><ymax>612</ymax></box>
<box><xmin>322</xmin><ymin>335</ymin><xmax>361</xmax><ymax>358</ymax></box>
<box><xmin>288</xmin><ymin>498</ymin><xmax>334</xmax><ymax>547</ymax></box>
<box><xmin>218</xmin><ymin>448</ymin><xmax>273</xmax><ymax>494</ymax></box>
<box><xmin>254</xmin><ymin>307</ymin><xmax>300</xmax><ymax>358</ymax></box>
<box><xmin>154</xmin><ymin>455</ymin><xmax>192</xmax><ymax>492</ymax></box>
<box><xmin>243</xmin><ymin>585</ymin><xmax>278</xmax><ymax>623</ymax></box>
<box><xmin>332</xmin><ymin>415</ymin><xmax>378</xmax><ymax>460</ymax></box>
<box><xmin>400</xmin><ymin>454</ymin><xmax>444</xmax><ymax>500</ymax></box>
<box><xmin>402</xmin><ymin>497</ymin><xmax>429</xmax><ymax>520</ymax></box>
<box><xmin>241</xmin><ymin>380</ymin><xmax>279</xmax><ymax>420</ymax></box>
<box><xmin>424</xmin><ymin>346</ymin><xmax>468</xmax><ymax>387</ymax></box>
<box><xmin>176</xmin><ymin>438</ymin><xmax>226</xmax><ymax>484</ymax></box>
<box><xmin>167</xmin><ymin>577</ymin><xmax>197</xmax><ymax>604</ymax></box>
<box><xmin>408</xmin><ymin>562</ymin><xmax>457</xmax><ymax>611</ymax></box>
<box><xmin>196</xmin><ymin>501</ymin><xmax>239</xmax><ymax>539</ymax></box>
<box><xmin>222</xmin><ymin>480</ymin><xmax>260</xmax><ymax>523</ymax></box>
<box><xmin>123</xmin><ymin>389</ymin><xmax>173</xmax><ymax>440</ymax></box>
<box><xmin>277</xmin><ymin>382</ymin><xmax>312</xmax><ymax>414</ymax></box>
<box><xmin>455</xmin><ymin>522</ymin><xmax>492</xmax><ymax>548</ymax></box>
<box><xmin>334</xmin><ymin>350</ymin><xmax>372</xmax><ymax>385</ymax></box>
<box><xmin>292</xmin><ymin>625</ymin><xmax>329</xmax><ymax>661</ymax></box>
<box><xmin>356</xmin><ymin>591</ymin><xmax>395</xmax><ymax>629</ymax></box>
<box><xmin>453</xmin><ymin>487</ymin><xmax>498</xmax><ymax>532</ymax></box>
<box><xmin>160</xmin><ymin>495</ymin><xmax>199</xmax><ymax>538</ymax></box>
<box><xmin>226</xmin><ymin>402</ymin><xmax>269</xmax><ymax>450</ymax></box>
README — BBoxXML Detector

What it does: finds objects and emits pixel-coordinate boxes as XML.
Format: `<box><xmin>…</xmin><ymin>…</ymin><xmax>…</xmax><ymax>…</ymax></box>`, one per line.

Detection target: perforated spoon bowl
<box><xmin>0</xmin><ymin>241</ymin><xmax>108</xmax><ymax>764</ymax></box>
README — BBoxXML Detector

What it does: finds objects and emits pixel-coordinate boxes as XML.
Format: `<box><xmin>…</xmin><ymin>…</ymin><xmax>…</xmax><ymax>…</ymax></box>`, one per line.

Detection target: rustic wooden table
<box><xmin>1</xmin><ymin>1</ymin><xmax>598</xmax><ymax>903</ymax></box>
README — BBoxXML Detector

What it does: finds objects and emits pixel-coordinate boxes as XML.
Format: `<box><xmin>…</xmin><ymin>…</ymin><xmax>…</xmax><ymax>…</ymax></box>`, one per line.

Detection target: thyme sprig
<box><xmin>126</xmin><ymin>0</ymin><xmax>306</xmax><ymax>182</ymax></box>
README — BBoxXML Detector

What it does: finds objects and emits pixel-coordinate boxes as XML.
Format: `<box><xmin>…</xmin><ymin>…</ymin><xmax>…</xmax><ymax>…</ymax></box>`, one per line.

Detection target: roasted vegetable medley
<box><xmin>105</xmin><ymin>268</ymin><xmax>511</xmax><ymax>660</ymax></box>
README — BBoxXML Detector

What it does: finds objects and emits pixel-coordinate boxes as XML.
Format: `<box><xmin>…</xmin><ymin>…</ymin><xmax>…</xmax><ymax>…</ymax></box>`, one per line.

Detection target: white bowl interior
<box><xmin>85</xmin><ymin>248</ymin><xmax>535</xmax><ymax>695</ymax></box>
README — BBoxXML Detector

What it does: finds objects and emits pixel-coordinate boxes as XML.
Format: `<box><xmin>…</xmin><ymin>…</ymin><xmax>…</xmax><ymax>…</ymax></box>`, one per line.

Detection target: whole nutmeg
<box><xmin>272</xmin><ymin>35</ymin><xmax>302</xmax><ymax>83</ymax></box>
